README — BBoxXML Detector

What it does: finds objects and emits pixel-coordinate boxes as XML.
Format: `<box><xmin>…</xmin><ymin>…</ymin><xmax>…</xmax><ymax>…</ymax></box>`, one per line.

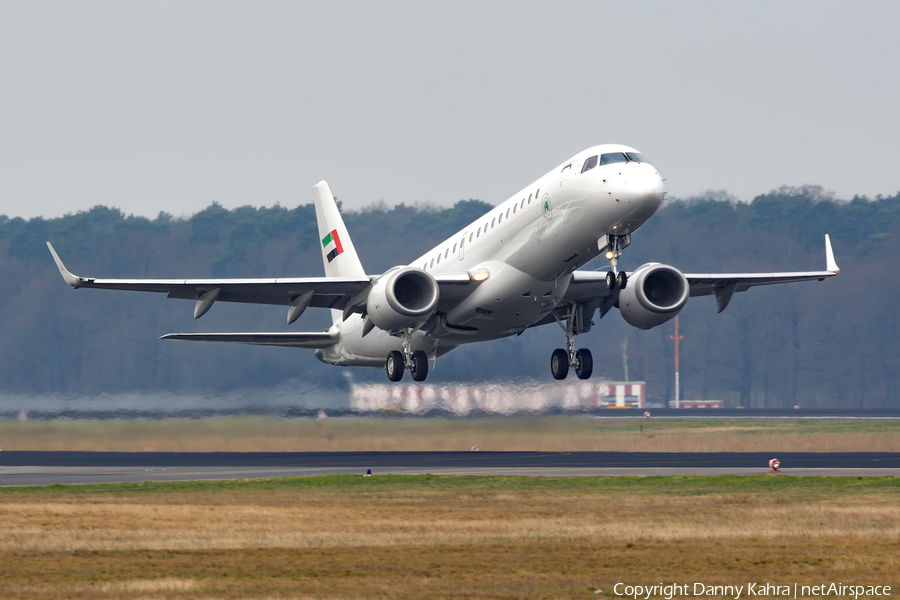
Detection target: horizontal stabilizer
<box><xmin>160</xmin><ymin>331</ymin><xmax>337</xmax><ymax>348</ymax></box>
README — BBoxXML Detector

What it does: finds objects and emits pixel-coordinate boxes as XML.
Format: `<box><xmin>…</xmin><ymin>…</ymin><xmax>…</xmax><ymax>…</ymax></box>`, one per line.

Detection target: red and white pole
<box><xmin>670</xmin><ymin>316</ymin><xmax>683</xmax><ymax>409</ymax></box>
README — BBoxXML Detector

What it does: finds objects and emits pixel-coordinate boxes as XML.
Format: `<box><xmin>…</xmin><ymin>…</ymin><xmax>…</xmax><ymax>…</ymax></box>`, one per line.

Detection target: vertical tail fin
<box><xmin>312</xmin><ymin>181</ymin><xmax>366</xmax><ymax>278</ymax></box>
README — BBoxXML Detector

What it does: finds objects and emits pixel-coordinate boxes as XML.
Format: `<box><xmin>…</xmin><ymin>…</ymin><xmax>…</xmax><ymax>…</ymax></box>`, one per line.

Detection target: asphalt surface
<box><xmin>3</xmin><ymin>450</ymin><xmax>900</xmax><ymax>469</ymax></box>
<box><xmin>1</xmin><ymin>451</ymin><xmax>899</xmax><ymax>486</ymax></box>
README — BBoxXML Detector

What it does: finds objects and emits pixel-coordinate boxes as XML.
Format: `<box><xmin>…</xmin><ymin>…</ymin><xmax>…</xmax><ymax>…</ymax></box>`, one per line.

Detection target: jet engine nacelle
<box><xmin>618</xmin><ymin>263</ymin><xmax>689</xmax><ymax>329</ymax></box>
<box><xmin>366</xmin><ymin>267</ymin><xmax>440</xmax><ymax>333</ymax></box>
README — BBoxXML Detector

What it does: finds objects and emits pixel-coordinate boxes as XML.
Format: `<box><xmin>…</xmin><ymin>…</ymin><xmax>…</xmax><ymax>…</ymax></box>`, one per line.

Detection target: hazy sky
<box><xmin>1</xmin><ymin>1</ymin><xmax>898</xmax><ymax>219</ymax></box>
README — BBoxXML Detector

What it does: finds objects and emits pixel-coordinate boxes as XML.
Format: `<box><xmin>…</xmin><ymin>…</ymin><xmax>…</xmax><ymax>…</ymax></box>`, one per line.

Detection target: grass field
<box><xmin>1</xmin><ymin>475</ymin><xmax>899</xmax><ymax>599</ymax></box>
<box><xmin>2</xmin><ymin>416</ymin><xmax>900</xmax><ymax>452</ymax></box>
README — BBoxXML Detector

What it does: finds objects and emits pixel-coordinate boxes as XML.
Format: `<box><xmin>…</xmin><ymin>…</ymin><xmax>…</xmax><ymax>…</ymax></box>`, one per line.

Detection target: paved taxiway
<box><xmin>1</xmin><ymin>451</ymin><xmax>899</xmax><ymax>486</ymax></box>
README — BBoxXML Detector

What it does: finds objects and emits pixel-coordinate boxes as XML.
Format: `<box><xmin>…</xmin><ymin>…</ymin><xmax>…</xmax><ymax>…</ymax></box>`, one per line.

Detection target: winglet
<box><xmin>825</xmin><ymin>234</ymin><xmax>839</xmax><ymax>274</ymax></box>
<box><xmin>46</xmin><ymin>242</ymin><xmax>86</xmax><ymax>288</ymax></box>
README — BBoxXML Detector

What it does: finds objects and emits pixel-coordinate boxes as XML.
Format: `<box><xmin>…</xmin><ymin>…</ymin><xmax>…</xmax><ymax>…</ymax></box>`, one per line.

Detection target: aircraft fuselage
<box><xmin>317</xmin><ymin>144</ymin><xmax>665</xmax><ymax>366</ymax></box>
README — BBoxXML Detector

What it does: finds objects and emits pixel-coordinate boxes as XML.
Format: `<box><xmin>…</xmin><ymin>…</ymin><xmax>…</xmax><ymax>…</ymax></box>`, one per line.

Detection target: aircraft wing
<box><xmin>47</xmin><ymin>242</ymin><xmax>473</xmax><ymax>322</ymax></box>
<box><xmin>568</xmin><ymin>234</ymin><xmax>839</xmax><ymax>312</ymax></box>
<box><xmin>160</xmin><ymin>332</ymin><xmax>338</xmax><ymax>348</ymax></box>
<box><xmin>683</xmin><ymin>234</ymin><xmax>839</xmax><ymax>311</ymax></box>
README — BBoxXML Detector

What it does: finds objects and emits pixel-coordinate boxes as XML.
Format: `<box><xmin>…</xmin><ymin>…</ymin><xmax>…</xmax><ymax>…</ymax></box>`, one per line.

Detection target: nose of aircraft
<box><xmin>620</xmin><ymin>165</ymin><xmax>665</xmax><ymax>218</ymax></box>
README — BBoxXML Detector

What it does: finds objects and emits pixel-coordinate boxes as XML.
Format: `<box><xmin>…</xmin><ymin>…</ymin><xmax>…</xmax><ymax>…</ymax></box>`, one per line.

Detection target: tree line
<box><xmin>0</xmin><ymin>187</ymin><xmax>897</xmax><ymax>408</ymax></box>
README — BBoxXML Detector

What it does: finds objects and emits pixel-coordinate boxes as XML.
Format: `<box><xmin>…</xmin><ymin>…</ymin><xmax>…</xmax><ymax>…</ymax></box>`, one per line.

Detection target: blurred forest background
<box><xmin>1</xmin><ymin>186</ymin><xmax>897</xmax><ymax>409</ymax></box>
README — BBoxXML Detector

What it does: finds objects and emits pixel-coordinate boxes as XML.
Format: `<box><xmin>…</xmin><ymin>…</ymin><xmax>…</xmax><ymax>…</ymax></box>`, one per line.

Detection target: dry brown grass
<box><xmin>1</xmin><ymin>477</ymin><xmax>899</xmax><ymax>598</ymax></box>
<box><xmin>2</xmin><ymin>489</ymin><xmax>900</xmax><ymax>552</ymax></box>
<box><xmin>2</xmin><ymin>541</ymin><xmax>898</xmax><ymax>600</ymax></box>
<box><xmin>2</xmin><ymin>416</ymin><xmax>900</xmax><ymax>452</ymax></box>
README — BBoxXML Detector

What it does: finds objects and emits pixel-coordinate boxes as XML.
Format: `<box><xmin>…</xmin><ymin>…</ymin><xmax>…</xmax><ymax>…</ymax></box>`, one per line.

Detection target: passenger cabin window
<box><xmin>491</xmin><ymin>218</ymin><xmax>496</xmax><ymax>228</ymax></box>
<box><xmin>506</xmin><ymin>208</ymin><xmax>511</xmax><ymax>218</ymax></box>
<box><xmin>476</xmin><ymin>227</ymin><xmax>481</xmax><ymax>238</ymax></box>
<box><xmin>581</xmin><ymin>155</ymin><xmax>598</xmax><ymax>173</ymax></box>
<box><xmin>498</xmin><ymin>213</ymin><xmax>503</xmax><ymax>224</ymax></box>
<box><xmin>437</xmin><ymin>254</ymin><xmax>441</xmax><ymax>264</ymax></box>
<box><xmin>469</xmin><ymin>233</ymin><xmax>474</xmax><ymax>242</ymax></box>
<box><xmin>453</xmin><ymin>243</ymin><xmax>457</xmax><ymax>253</ymax></box>
<box><xmin>430</xmin><ymin>258</ymin><xmax>434</xmax><ymax>267</ymax></box>
<box><xmin>513</xmin><ymin>204</ymin><xmax>517</xmax><ymax>214</ymax></box>
<box><xmin>444</xmin><ymin>249</ymin><xmax>449</xmax><ymax>259</ymax></box>
<box><xmin>600</xmin><ymin>152</ymin><xmax>629</xmax><ymax>165</ymax></box>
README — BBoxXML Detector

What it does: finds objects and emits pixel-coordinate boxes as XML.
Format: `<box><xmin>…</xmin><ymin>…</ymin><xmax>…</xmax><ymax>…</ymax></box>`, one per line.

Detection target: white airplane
<box><xmin>47</xmin><ymin>144</ymin><xmax>839</xmax><ymax>382</ymax></box>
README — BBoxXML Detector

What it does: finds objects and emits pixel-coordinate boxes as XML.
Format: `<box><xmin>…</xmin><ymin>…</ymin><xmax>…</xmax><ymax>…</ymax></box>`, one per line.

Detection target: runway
<box><xmin>1</xmin><ymin>451</ymin><xmax>899</xmax><ymax>486</ymax></box>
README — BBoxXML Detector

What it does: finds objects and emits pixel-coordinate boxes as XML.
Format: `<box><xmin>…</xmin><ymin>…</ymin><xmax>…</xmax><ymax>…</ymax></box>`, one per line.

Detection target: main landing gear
<box><xmin>385</xmin><ymin>330</ymin><xmax>428</xmax><ymax>382</ymax></box>
<box><xmin>550</xmin><ymin>305</ymin><xmax>593</xmax><ymax>380</ymax></box>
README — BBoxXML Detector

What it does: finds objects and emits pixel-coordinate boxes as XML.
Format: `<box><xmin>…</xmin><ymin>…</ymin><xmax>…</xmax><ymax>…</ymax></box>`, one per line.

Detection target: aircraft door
<box><xmin>458</xmin><ymin>234</ymin><xmax>466</xmax><ymax>261</ymax></box>
<box><xmin>558</xmin><ymin>163</ymin><xmax>574</xmax><ymax>189</ymax></box>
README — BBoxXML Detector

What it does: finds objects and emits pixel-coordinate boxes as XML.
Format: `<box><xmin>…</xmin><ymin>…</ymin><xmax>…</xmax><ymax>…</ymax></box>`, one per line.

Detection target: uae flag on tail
<box><xmin>322</xmin><ymin>229</ymin><xmax>344</xmax><ymax>262</ymax></box>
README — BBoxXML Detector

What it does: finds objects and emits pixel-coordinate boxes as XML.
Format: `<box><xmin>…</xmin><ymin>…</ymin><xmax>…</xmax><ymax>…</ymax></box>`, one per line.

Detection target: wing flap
<box><xmin>83</xmin><ymin>276</ymin><xmax>370</xmax><ymax>306</ymax></box>
<box><xmin>160</xmin><ymin>331</ymin><xmax>338</xmax><ymax>348</ymax></box>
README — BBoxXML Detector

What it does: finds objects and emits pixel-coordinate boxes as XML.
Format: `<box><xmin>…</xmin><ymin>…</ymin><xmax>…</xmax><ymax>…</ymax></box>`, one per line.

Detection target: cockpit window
<box><xmin>600</xmin><ymin>152</ymin><xmax>628</xmax><ymax>165</ymax></box>
<box><xmin>626</xmin><ymin>152</ymin><xmax>650</xmax><ymax>164</ymax></box>
<box><xmin>581</xmin><ymin>155</ymin><xmax>598</xmax><ymax>173</ymax></box>
<box><xmin>600</xmin><ymin>152</ymin><xmax>651</xmax><ymax>166</ymax></box>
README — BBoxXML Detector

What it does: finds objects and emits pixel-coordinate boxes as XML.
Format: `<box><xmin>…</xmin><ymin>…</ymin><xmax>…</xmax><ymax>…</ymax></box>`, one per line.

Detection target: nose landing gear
<box><xmin>605</xmin><ymin>270</ymin><xmax>628</xmax><ymax>291</ymax></box>
<box><xmin>550</xmin><ymin>305</ymin><xmax>594</xmax><ymax>380</ymax></box>
<box><xmin>603</xmin><ymin>234</ymin><xmax>630</xmax><ymax>290</ymax></box>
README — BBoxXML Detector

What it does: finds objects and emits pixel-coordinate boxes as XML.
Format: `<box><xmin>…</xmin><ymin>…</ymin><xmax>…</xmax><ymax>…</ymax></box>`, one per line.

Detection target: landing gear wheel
<box><xmin>616</xmin><ymin>271</ymin><xmax>627</xmax><ymax>290</ymax></box>
<box><xmin>410</xmin><ymin>350</ymin><xmax>429</xmax><ymax>382</ymax></box>
<box><xmin>385</xmin><ymin>350</ymin><xmax>404</xmax><ymax>382</ymax></box>
<box><xmin>550</xmin><ymin>348</ymin><xmax>569</xmax><ymax>380</ymax></box>
<box><xmin>574</xmin><ymin>348</ymin><xmax>593</xmax><ymax>379</ymax></box>
<box><xmin>606</xmin><ymin>271</ymin><xmax>616</xmax><ymax>291</ymax></box>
